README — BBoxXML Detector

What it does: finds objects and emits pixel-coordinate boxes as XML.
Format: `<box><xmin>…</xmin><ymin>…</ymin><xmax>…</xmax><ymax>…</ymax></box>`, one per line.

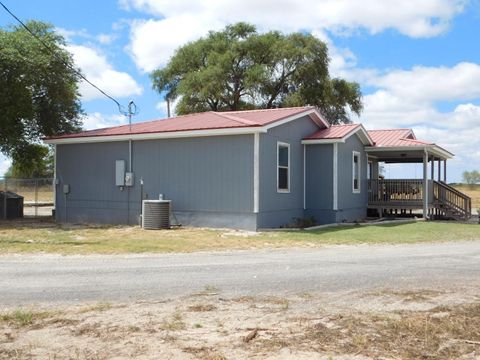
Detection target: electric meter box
<box><xmin>125</xmin><ymin>172</ymin><xmax>134</xmax><ymax>186</ymax></box>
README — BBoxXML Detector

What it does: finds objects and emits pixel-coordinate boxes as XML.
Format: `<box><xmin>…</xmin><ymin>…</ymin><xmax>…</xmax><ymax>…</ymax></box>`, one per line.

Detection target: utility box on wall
<box><xmin>115</xmin><ymin>160</ymin><xmax>125</xmax><ymax>186</ymax></box>
<box><xmin>125</xmin><ymin>172</ymin><xmax>134</xmax><ymax>187</ymax></box>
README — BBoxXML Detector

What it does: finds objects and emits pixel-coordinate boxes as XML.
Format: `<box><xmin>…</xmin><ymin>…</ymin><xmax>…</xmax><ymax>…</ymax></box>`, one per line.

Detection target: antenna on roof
<box><xmin>127</xmin><ymin>100</ymin><xmax>139</xmax><ymax>132</ymax></box>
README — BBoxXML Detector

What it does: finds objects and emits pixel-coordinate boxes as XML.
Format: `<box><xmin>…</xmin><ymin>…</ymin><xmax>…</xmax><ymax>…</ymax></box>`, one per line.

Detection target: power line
<box><xmin>0</xmin><ymin>0</ymin><xmax>138</xmax><ymax>117</ymax></box>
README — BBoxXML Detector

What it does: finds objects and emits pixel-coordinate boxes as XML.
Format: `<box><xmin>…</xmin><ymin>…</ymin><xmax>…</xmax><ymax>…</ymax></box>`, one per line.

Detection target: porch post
<box><xmin>443</xmin><ymin>160</ymin><xmax>447</xmax><ymax>182</ymax></box>
<box><xmin>437</xmin><ymin>159</ymin><xmax>441</xmax><ymax>181</ymax></box>
<box><xmin>423</xmin><ymin>149</ymin><xmax>428</xmax><ymax>219</ymax></box>
<box><xmin>431</xmin><ymin>156</ymin><xmax>435</xmax><ymax>181</ymax></box>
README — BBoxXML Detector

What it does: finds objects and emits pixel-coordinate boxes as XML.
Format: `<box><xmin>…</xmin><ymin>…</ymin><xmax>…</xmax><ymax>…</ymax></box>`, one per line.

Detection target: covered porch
<box><xmin>365</xmin><ymin>131</ymin><xmax>471</xmax><ymax>220</ymax></box>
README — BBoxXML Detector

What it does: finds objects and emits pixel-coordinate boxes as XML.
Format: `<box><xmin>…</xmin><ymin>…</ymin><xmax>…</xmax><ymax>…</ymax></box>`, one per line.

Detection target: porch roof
<box><xmin>365</xmin><ymin>129</ymin><xmax>453</xmax><ymax>162</ymax></box>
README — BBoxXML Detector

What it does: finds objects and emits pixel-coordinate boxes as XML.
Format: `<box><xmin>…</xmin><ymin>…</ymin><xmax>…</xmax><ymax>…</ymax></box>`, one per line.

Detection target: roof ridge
<box><xmin>225</xmin><ymin>106</ymin><xmax>314</xmax><ymax>114</ymax></box>
<box><xmin>213</xmin><ymin>112</ymin><xmax>260</xmax><ymax>126</ymax></box>
<box><xmin>78</xmin><ymin>111</ymin><xmax>218</xmax><ymax>134</ymax></box>
<box><xmin>399</xmin><ymin>137</ymin><xmax>432</xmax><ymax>145</ymax></box>
<box><xmin>330</xmin><ymin>123</ymin><xmax>360</xmax><ymax>127</ymax></box>
<box><xmin>367</xmin><ymin>128</ymin><xmax>412</xmax><ymax>132</ymax></box>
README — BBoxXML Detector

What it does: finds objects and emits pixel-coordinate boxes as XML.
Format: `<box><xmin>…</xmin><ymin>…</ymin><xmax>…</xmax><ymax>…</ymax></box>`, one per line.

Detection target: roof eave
<box><xmin>301</xmin><ymin>138</ymin><xmax>345</xmax><ymax>145</ymax></box>
<box><xmin>365</xmin><ymin>145</ymin><xmax>454</xmax><ymax>159</ymax></box>
<box><xmin>44</xmin><ymin>126</ymin><xmax>267</xmax><ymax>145</ymax></box>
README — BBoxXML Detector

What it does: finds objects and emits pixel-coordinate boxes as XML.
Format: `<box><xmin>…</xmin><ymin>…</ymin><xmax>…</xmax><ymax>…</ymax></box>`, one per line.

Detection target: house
<box><xmin>45</xmin><ymin>106</ymin><xmax>471</xmax><ymax>230</ymax></box>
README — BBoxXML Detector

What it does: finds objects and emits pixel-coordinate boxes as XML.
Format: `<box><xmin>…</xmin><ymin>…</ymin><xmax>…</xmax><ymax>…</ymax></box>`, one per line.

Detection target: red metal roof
<box><xmin>47</xmin><ymin>106</ymin><xmax>319</xmax><ymax>140</ymax></box>
<box><xmin>304</xmin><ymin>124</ymin><xmax>361</xmax><ymax>140</ymax></box>
<box><xmin>367</xmin><ymin>129</ymin><xmax>429</xmax><ymax>147</ymax></box>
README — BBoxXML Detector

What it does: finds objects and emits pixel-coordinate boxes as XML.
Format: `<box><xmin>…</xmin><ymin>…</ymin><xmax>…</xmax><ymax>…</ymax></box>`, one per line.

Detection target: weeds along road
<box><xmin>0</xmin><ymin>241</ymin><xmax>479</xmax><ymax>305</ymax></box>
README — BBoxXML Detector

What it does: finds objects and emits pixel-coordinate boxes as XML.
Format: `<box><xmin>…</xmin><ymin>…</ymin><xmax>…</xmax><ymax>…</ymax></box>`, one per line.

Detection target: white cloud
<box><xmin>354</xmin><ymin>62</ymin><xmax>480</xmax><ymax>182</ymax></box>
<box><xmin>67</xmin><ymin>45</ymin><xmax>143</xmax><ymax>101</ymax></box>
<box><xmin>128</xmin><ymin>15</ymin><xmax>224</xmax><ymax>72</ymax></box>
<box><xmin>124</xmin><ymin>0</ymin><xmax>465</xmax><ymax>72</ymax></box>
<box><xmin>124</xmin><ymin>0</ymin><xmax>465</xmax><ymax>36</ymax></box>
<box><xmin>81</xmin><ymin>112</ymin><xmax>129</xmax><ymax>130</ymax></box>
<box><xmin>55</xmin><ymin>27</ymin><xmax>90</xmax><ymax>41</ymax></box>
<box><xmin>371</xmin><ymin>62</ymin><xmax>480</xmax><ymax>103</ymax></box>
<box><xmin>155</xmin><ymin>97</ymin><xmax>180</xmax><ymax>117</ymax></box>
<box><xmin>97</xmin><ymin>34</ymin><xmax>117</xmax><ymax>45</ymax></box>
<box><xmin>353</xmin><ymin>61</ymin><xmax>480</xmax><ymax>128</ymax></box>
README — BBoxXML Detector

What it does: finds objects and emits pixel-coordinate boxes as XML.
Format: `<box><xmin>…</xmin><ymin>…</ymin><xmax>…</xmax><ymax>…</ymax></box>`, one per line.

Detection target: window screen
<box><xmin>353</xmin><ymin>152</ymin><xmax>360</xmax><ymax>192</ymax></box>
<box><xmin>277</xmin><ymin>143</ymin><xmax>290</xmax><ymax>192</ymax></box>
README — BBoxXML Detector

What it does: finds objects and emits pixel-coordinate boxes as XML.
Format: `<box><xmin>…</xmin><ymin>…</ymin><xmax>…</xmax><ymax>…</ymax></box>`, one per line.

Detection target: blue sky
<box><xmin>1</xmin><ymin>0</ymin><xmax>479</xmax><ymax>181</ymax></box>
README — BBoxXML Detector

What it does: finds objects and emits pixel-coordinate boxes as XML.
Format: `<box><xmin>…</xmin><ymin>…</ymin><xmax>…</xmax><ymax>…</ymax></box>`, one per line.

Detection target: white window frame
<box><xmin>352</xmin><ymin>151</ymin><xmax>361</xmax><ymax>193</ymax></box>
<box><xmin>277</xmin><ymin>142</ymin><xmax>290</xmax><ymax>193</ymax></box>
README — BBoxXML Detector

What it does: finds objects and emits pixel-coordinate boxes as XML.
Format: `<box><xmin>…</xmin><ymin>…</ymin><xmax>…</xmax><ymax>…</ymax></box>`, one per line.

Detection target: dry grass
<box><xmin>249</xmin><ymin>300</ymin><xmax>480</xmax><ymax>360</ymax></box>
<box><xmin>303</xmin><ymin>302</ymin><xmax>480</xmax><ymax>359</ymax></box>
<box><xmin>188</xmin><ymin>304</ymin><xmax>217</xmax><ymax>312</ymax></box>
<box><xmin>0</xmin><ymin>219</ymin><xmax>478</xmax><ymax>254</ymax></box>
<box><xmin>2</xmin><ymin>185</ymin><xmax>53</xmax><ymax>203</ymax></box>
<box><xmin>453</xmin><ymin>184</ymin><xmax>480</xmax><ymax>210</ymax></box>
<box><xmin>183</xmin><ymin>347</ymin><xmax>228</xmax><ymax>360</ymax></box>
<box><xmin>1</xmin><ymin>289</ymin><xmax>479</xmax><ymax>359</ymax></box>
<box><xmin>160</xmin><ymin>311</ymin><xmax>186</xmax><ymax>331</ymax></box>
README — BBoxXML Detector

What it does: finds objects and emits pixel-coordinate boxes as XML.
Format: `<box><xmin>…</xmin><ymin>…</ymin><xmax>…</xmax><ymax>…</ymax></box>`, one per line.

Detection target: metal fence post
<box><xmin>34</xmin><ymin>179</ymin><xmax>38</xmax><ymax>218</ymax></box>
<box><xmin>3</xmin><ymin>178</ymin><xmax>6</xmax><ymax>220</ymax></box>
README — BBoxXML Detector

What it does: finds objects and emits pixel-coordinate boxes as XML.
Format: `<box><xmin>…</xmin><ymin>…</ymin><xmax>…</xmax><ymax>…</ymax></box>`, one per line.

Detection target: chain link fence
<box><xmin>0</xmin><ymin>177</ymin><xmax>54</xmax><ymax>219</ymax></box>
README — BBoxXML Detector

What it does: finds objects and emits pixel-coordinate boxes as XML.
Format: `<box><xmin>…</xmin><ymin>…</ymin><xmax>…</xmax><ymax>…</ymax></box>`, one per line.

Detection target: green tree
<box><xmin>151</xmin><ymin>23</ymin><xmax>362</xmax><ymax>124</ymax></box>
<box><xmin>5</xmin><ymin>144</ymin><xmax>53</xmax><ymax>178</ymax></box>
<box><xmin>462</xmin><ymin>170</ymin><xmax>480</xmax><ymax>185</ymax></box>
<box><xmin>0</xmin><ymin>21</ymin><xmax>82</xmax><ymax>164</ymax></box>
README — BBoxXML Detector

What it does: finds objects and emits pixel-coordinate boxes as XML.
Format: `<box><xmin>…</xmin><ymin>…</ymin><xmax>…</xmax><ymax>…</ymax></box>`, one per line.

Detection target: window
<box><xmin>277</xmin><ymin>142</ymin><xmax>290</xmax><ymax>192</ymax></box>
<box><xmin>353</xmin><ymin>151</ymin><xmax>361</xmax><ymax>193</ymax></box>
<box><xmin>367</xmin><ymin>161</ymin><xmax>372</xmax><ymax>180</ymax></box>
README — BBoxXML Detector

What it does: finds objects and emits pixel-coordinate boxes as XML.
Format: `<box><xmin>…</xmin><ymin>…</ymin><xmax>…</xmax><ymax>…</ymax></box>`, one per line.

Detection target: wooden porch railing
<box><xmin>368</xmin><ymin>179</ymin><xmax>424</xmax><ymax>206</ymax></box>
<box><xmin>367</xmin><ymin>179</ymin><xmax>472</xmax><ymax>220</ymax></box>
<box><xmin>433</xmin><ymin>180</ymin><xmax>471</xmax><ymax>220</ymax></box>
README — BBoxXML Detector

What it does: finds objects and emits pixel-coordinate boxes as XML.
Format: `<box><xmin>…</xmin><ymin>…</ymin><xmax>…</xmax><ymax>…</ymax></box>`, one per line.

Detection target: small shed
<box><xmin>0</xmin><ymin>191</ymin><xmax>24</xmax><ymax>219</ymax></box>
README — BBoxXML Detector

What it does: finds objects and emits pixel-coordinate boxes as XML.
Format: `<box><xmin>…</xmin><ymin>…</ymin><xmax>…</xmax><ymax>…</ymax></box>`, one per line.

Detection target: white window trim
<box><xmin>253</xmin><ymin>133</ymin><xmax>260</xmax><ymax>213</ymax></box>
<box><xmin>352</xmin><ymin>151</ymin><xmax>361</xmax><ymax>194</ymax></box>
<box><xmin>277</xmin><ymin>141</ymin><xmax>290</xmax><ymax>193</ymax></box>
<box><xmin>333</xmin><ymin>143</ymin><xmax>338</xmax><ymax>210</ymax></box>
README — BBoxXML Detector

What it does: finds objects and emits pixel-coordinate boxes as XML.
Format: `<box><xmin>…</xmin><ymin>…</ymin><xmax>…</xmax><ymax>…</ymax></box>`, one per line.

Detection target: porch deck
<box><xmin>367</xmin><ymin>179</ymin><xmax>472</xmax><ymax>220</ymax></box>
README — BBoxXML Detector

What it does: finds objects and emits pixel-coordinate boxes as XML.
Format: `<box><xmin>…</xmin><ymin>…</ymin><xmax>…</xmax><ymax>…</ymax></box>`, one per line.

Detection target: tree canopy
<box><xmin>462</xmin><ymin>170</ymin><xmax>480</xmax><ymax>185</ymax></box>
<box><xmin>5</xmin><ymin>144</ymin><xmax>53</xmax><ymax>178</ymax></box>
<box><xmin>151</xmin><ymin>23</ymin><xmax>362</xmax><ymax>124</ymax></box>
<box><xmin>0</xmin><ymin>21</ymin><xmax>82</xmax><ymax>167</ymax></box>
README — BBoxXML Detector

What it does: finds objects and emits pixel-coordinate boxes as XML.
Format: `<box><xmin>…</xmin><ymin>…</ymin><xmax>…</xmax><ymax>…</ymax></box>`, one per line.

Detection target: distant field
<box><xmin>453</xmin><ymin>184</ymin><xmax>480</xmax><ymax>210</ymax></box>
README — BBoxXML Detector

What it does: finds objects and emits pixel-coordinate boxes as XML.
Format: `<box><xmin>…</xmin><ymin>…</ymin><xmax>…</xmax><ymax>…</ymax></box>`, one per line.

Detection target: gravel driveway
<box><xmin>1</xmin><ymin>240</ymin><xmax>479</xmax><ymax>305</ymax></box>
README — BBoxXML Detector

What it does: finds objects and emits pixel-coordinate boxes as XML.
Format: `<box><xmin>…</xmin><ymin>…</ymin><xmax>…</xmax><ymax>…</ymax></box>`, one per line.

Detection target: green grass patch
<box><xmin>0</xmin><ymin>221</ymin><xmax>478</xmax><ymax>254</ymax></box>
<box><xmin>0</xmin><ymin>309</ymin><xmax>52</xmax><ymax>327</ymax></box>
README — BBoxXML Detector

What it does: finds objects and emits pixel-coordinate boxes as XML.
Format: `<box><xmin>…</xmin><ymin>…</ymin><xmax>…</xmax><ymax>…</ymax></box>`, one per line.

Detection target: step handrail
<box><xmin>433</xmin><ymin>180</ymin><xmax>472</xmax><ymax>219</ymax></box>
<box><xmin>438</xmin><ymin>181</ymin><xmax>473</xmax><ymax>198</ymax></box>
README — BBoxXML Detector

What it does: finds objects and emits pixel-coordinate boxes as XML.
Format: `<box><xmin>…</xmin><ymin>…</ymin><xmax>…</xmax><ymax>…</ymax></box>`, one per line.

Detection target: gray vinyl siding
<box><xmin>55</xmin><ymin>115</ymin><xmax>370</xmax><ymax>230</ymax></box>
<box><xmin>55</xmin><ymin>141</ymin><xmax>131</xmax><ymax>224</ymax></box>
<box><xmin>55</xmin><ymin>135</ymin><xmax>256</xmax><ymax>229</ymax></box>
<box><xmin>257</xmin><ymin>115</ymin><xmax>320</xmax><ymax>228</ymax></box>
<box><xmin>304</xmin><ymin>144</ymin><xmax>337</xmax><ymax>224</ymax></box>
<box><xmin>335</xmin><ymin>135</ymin><xmax>368</xmax><ymax>222</ymax></box>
